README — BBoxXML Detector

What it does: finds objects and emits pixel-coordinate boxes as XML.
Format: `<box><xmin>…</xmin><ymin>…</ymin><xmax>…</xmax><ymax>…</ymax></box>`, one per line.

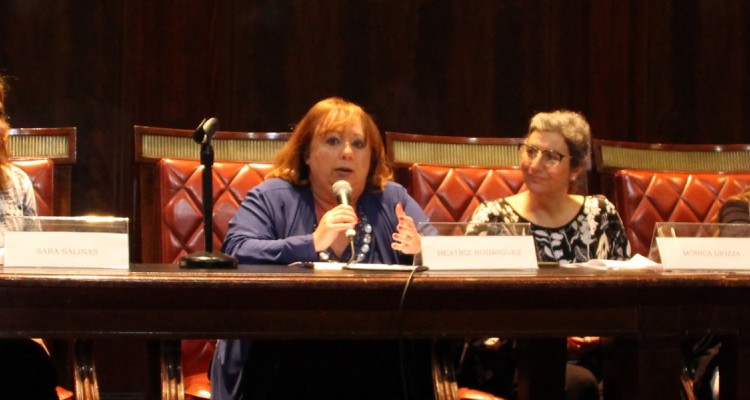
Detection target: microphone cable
<box><xmin>395</xmin><ymin>263</ymin><xmax>428</xmax><ymax>400</ymax></box>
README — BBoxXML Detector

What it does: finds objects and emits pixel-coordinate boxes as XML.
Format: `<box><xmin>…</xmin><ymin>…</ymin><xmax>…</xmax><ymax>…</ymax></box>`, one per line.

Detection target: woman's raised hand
<box><xmin>391</xmin><ymin>203</ymin><xmax>421</xmax><ymax>255</ymax></box>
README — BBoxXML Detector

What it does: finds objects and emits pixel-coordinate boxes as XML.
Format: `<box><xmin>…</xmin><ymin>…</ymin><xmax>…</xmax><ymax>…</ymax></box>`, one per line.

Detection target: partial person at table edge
<box><xmin>0</xmin><ymin>74</ymin><xmax>60</xmax><ymax>400</ymax></box>
<box><xmin>681</xmin><ymin>186</ymin><xmax>750</xmax><ymax>400</ymax></box>
<box><xmin>719</xmin><ymin>187</ymin><xmax>750</xmax><ymax>224</ymax></box>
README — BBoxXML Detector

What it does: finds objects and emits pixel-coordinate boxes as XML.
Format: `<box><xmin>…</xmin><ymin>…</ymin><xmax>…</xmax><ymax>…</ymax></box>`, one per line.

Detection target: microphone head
<box><xmin>193</xmin><ymin>117</ymin><xmax>220</xmax><ymax>144</ymax></box>
<box><xmin>332</xmin><ymin>180</ymin><xmax>352</xmax><ymax>197</ymax></box>
<box><xmin>202</xmin><ymin>117</ymin><xmax>219</xmax><ymax>143</ymax></box>
<box><xmin>193</xmin><ymin>118</ymin><xmax>208</xmax><ymax>143</ymax></box>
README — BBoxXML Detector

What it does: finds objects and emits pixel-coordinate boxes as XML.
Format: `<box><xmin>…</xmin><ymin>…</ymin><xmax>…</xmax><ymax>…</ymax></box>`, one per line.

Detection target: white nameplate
<box><xmin>656</xmin><ymin>237</ymin><xmax>750</xmax><ymax>270</ymax></box>
<box><xmin>4</xmin><ymin>231</ymin><xmax>129</xmax><ymax>269</ymax></box>
<box><xmin>421</xmin><ymin>235</ymin><xmax>538</xmax><ymax>270</ymax></box>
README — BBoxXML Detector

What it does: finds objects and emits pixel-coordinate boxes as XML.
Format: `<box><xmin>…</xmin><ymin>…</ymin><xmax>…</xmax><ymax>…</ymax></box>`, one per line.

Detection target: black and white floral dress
<box><xmin>469</xmin><ymin>195</ymin><xmax>631</xmax><ymax>264</ymax></box>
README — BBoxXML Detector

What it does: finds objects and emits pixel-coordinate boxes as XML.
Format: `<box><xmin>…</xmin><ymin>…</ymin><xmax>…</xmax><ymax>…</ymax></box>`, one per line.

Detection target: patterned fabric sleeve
<box><xmin>591</xmin><ymin>195</ymin><xmax>631</xmax><ymax>260</ymax></box>
<box><xmin>469</xmin><ymin>195</ymin><xmax>631</xmax><ymax>262</ymax></box>
<box><xmin>467</xmin><ymin>199</ymin><xmax>519</xmax><ymax>235</ymax></box>
<box><xmin>0</xmin><ymin>166</ymin><xmax>38</xmax><ymax>247</ymax></box>
<box><xmin>17</xmin><ymin>167</ymin><xmax>37</xmax><ymax>217</ymax></box>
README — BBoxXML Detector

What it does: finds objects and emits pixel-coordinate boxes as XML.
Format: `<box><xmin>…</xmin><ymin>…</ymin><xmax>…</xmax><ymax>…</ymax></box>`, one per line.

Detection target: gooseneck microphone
<box><xmin>180</xmin><ymin>117</ymin><xmax>237</xmax><ymax>269</ymax></box>
<box><xmin>332</xmin><ymin>180</ymin><xmax>356</xmax><ymax>239</ymax></box>
<box><xmin>193</xmin><ymin>117</ymin><xmax>220</xmax><ymax>144</ymax></box>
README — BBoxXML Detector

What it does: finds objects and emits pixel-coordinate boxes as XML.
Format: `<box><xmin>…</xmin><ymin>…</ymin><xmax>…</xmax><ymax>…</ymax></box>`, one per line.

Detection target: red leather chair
<box><xmin>9</xmin><ymin>128</ymin><xmax>81</xmax><ymax>400</ymax></box>
<box><xmin>135</xmin><ymin>125</ymin><xmax>289</xmax><ymax>399</ymax></box>
<box><xmin>157</xmin><ymin>158</ymin><xmax>277</xmax><ymax>399</ymax></box>
<box><xmin>156</xmin><ymin>158</ymin><xmax>275</xmax><ymax>263</ymax></box>
<box><xmin>593</xmin><ymin>139</ymin><xmax>750</xmax><ymax>256</ymax></box>
<box><xmin>591</xmin><ymin>139</ymin><xmax>750</xmax><ymax>400</ymax></box>
<box><xmin>135</xmin><ymin>126</ymin><xmax>289</xmax><ymax>264</ymax></box>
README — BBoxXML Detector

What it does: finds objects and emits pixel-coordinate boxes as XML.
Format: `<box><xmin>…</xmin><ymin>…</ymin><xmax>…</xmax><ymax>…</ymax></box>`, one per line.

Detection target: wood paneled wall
<box><xmin>1</xmin><ymin>0</ymin><xmax>749</xmax><ymax>222</ymax></box>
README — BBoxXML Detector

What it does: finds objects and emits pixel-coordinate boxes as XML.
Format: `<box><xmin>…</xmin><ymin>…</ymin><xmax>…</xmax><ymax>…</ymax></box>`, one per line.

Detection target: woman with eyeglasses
<box><xmin>470</xmin><ymin>110</ymin><xmax>630</xmax><ymax>264</ymax></box>
<box><xmin>459</xmin><ymin>110</ymin><xmax>631</xmax><ymax>400</ymax></box>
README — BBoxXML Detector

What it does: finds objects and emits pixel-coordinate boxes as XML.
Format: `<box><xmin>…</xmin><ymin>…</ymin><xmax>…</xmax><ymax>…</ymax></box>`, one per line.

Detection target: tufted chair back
<box><xmin>409</xmin><ymin>164</ymin><xmax>526</xmax><ymax>223</ymax></box>
<box><xmin>135</xmin><ymin>125</ymin><xmax>289</xmax><ymax>264</ymax></box>
<box><xmin>386</xmin><ymin>132</ymin><xmax>533</xmax><ymax>223</ymax></box>
<box><xmin>593</xmin><ymin>140</ymin><xmax>750</xmax><ymax>256</ymax></box>
<box><xmin>157</xmin><ymin>158</ymin><xmax>274</xmax><ymax>263</ymax></box>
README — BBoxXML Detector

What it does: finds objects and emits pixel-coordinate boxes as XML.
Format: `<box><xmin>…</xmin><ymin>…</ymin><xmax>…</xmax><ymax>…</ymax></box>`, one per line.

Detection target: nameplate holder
<box><xmin>652</xmin><ymin>222</ymin><xmax>750</xmax><ymax>270</ymax></box>
<box><xmin>419</xmin><ymin>222</ymin><xmax>537</xmax><ymax>270</ymax></box>
<box><xmin>4</xmin><ymin>216</ymin><xmax>129</xmax><ymax>269</ymax></box>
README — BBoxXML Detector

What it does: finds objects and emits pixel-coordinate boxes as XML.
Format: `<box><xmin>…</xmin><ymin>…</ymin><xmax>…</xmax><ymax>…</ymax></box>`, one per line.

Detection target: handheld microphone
<box><xmin>332</xmin><ymin>180</ymin><xmax>356</xmax><ymax>239</ymax></box>
<box><xmin>193</xmin><ymin>117</ymin><xmax>220</xmax><ymax>144</ymax></box>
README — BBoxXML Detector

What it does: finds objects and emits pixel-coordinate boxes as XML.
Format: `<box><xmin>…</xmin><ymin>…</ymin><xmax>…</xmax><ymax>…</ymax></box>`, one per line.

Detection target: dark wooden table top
<box><xmin>0</xmin><ymin>264</ymin><xmax>747</xmax><ymax>339</ymax></box>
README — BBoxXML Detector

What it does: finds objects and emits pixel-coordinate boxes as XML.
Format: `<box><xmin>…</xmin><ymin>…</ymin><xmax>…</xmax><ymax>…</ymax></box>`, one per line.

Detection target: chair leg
<box><xmin>73</xmin><ymin>339</ymin><xmax>99</xmax><ymax>400</ymax></box>
<box><xmin>680</xmin><ymin>368</ymin><xmax>697</xmax><ymax>400</ymax></box>
<box><xmin>431</xmin><ymin>340</ymin><xmax>459</xmax><ymax>400</ymax></box>
<box><xmin>161</xmin><ymin>340</ymin><xmax>185</xmax><ymax>400</ymax></box>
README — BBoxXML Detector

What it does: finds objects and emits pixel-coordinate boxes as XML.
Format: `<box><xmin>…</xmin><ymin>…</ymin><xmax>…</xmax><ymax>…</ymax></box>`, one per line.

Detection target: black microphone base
<box><xmin>179</xmin><ymin>251</ymin><xmax>238</xmax><ymax>269</ymax></box>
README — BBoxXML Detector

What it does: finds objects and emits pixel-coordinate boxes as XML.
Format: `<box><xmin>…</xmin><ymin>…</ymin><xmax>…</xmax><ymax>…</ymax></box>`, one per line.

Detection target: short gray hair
<box><xmin>527</xmin><ymin>110</ymin><xmax>590</xmax><ymax>169</ymax></box>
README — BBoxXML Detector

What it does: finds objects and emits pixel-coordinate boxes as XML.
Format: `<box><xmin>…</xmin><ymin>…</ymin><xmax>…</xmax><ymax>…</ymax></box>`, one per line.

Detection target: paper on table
<box><xmin>562</xmin><ymin>254</ymin><xmax>661</xmax><ymax>270</ymax></box>
<box><xmin>343</xmin><ymin>263</ymin><xmax>427</xmax><ymax>272</ymax></box>
<box><xmin>303</xmin><ymin>262</ymin><xmax>423</xmax><ymax>271</ymax></box>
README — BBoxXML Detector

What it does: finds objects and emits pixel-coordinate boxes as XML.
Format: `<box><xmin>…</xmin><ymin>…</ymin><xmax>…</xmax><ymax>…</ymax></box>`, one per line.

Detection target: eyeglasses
<box><xmin>518</xmin><ymin>143</ymin><xmax>567</xmax><ymax>168</ymax></box>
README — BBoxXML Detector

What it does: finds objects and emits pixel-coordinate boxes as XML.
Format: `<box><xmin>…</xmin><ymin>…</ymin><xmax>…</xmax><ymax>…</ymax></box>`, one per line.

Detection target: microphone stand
<box><xmin>179</xmin><ymin>125</ymin><xmax>238</xmax><ymax>269</ymax></box>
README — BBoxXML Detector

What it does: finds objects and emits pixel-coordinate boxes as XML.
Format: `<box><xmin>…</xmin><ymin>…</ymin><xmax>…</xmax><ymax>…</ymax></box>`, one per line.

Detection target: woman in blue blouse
<box><xmin>211</xmin><ymin>97</ymin><xmax>431</xmax><ymax>399</ymax></box>
<box><xmin>462</xmin><ymin>110</ymin><xmax>631</xmax><ymax>400</ymax></box>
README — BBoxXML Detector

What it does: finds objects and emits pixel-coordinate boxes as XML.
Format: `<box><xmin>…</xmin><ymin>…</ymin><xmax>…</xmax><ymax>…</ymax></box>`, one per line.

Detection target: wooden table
<box><xmin>0</xmin><ymin>264</ymin><xmax>748</xmax><ymax>400</ymax></box>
